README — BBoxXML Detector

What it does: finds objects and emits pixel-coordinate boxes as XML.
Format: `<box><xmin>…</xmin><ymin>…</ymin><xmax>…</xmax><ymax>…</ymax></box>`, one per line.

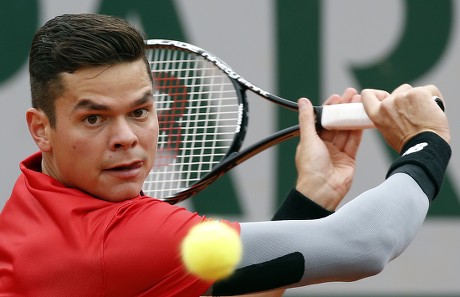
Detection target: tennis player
<box><xmin>0</xmin><ymin>14</ymin><xmax>451</xmax><ymax>297</ymax></box>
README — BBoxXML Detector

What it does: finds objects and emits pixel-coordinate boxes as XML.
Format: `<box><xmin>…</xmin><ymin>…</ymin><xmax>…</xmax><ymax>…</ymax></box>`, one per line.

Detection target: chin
<box><xmin>98</xmin><ymin>187</ymin><xmax>142</xmax><ymax>202</ymax></box>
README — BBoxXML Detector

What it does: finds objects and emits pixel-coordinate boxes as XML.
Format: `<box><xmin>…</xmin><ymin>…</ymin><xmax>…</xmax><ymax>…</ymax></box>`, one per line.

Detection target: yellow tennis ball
<box><xmin>181</xmin><ymin>220</ymin><xmax>242</xmax><ymax>281</ymax></box>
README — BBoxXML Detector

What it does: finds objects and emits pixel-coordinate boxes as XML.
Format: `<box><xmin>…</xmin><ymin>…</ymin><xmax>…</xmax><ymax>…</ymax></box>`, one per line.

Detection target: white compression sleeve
<box><xmin>239</xmin><ymin>172</ymin><xmax>428</xmax><ymax>287</ymax></box>
<box><xmin>240</xmin><ymin>173</ymin><xmax>429</xmax><ymax>286</ymax></box>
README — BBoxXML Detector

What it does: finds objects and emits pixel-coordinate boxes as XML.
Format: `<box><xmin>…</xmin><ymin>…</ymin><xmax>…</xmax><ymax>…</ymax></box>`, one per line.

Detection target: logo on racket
<box><xmin>152</xmin><ymin>71</ymin><xmax>189</xmax><ymax>167</ymax></box>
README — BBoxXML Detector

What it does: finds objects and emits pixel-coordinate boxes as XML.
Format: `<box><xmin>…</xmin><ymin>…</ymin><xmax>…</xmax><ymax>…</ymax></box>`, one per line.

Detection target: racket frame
<box><xmin>145</xmin><ymin>39</ymin><xmax>301</xmax><ymax>203</ymax></box>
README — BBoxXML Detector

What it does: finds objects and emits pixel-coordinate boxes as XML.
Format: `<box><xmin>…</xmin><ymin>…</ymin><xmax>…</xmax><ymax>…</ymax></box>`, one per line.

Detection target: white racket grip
<box><xmin>318</xmin><ymin>103</ymin><xmax>375</xmax><ymax>130</ymax></box>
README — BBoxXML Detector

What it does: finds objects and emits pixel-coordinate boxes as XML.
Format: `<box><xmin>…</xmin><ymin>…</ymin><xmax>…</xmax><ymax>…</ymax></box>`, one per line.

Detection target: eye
<box><xmin>84</xmin><ymin>115</ymin><xmax>103</xmax><ymax>126</ymax></box>
<box><xmin>130</xmin><ymin>108</ymin><xmax>149</xmax><ymax>119</ymax></box>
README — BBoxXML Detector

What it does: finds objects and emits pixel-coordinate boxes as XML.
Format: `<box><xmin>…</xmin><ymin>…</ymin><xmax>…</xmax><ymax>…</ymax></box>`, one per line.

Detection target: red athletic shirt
<box><xmin>0</xmin><ymin>152</ymin><xmax>240</xmax><ymax>296</ymax></box>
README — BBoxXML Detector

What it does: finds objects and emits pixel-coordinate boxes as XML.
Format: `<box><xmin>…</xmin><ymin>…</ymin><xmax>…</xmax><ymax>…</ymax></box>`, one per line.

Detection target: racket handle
<box><xmin>315</xmin><ymin>96</ymin><xmax>445</xmax><ymax>130</ymax></box>
<box><xmin>315</xmin><ymin>103</ymin><xmax>374</xmax><ymax>130</ymax></box>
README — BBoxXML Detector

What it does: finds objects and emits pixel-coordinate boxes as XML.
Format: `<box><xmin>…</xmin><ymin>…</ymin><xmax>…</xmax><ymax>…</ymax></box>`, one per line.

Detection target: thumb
<box><xmin>298</xmin><ymin>98</ymin><xmax>317</xmax><ymax>141</ymax></box>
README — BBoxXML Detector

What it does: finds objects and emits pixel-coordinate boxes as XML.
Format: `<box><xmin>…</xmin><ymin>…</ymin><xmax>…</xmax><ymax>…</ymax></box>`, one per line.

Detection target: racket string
<box><xmin>144</xmin><ymin>47</ymin><xmax>241</xmax><ymax>200</ymax></box>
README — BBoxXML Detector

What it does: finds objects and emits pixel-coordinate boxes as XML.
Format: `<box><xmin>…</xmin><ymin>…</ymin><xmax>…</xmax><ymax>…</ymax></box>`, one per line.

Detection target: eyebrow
<box><xmin>73</xmin><ymin>92</ymin><xmax>153</xmax><ymax>112</ymax></box>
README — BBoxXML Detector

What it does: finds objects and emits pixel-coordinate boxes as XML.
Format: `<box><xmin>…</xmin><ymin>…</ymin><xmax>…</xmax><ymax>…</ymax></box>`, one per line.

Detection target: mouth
<box><xmin>105</xmin><ymin>161</ymin><xmax>145</xmax><ymax>178</ymax></box>
<box><xmin>108</xmin><ymin>161</ymin><xmax>143</xmax><ymax>171</ymax></box>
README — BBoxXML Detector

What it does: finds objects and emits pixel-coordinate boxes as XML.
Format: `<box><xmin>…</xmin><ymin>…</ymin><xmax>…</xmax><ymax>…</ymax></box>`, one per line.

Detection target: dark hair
<box><xmin>29</xmin><ymin>13</ymin><xmax>150</xmax><ymax>127</ymax></box>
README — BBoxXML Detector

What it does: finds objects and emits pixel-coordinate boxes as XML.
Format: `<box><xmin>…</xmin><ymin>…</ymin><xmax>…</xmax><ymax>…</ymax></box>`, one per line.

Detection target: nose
<box><xmin>110</xmin><ymin>118</ymin><xmax>138</xmax><ymax>150</ymax></box>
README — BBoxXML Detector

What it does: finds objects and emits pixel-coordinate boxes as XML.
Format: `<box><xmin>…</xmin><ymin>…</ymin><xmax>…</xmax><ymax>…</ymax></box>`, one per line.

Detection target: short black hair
<box><xmin>29</xmin><ymin>13</ymin><xmax>150</xmax><ymax>127</ymax></box>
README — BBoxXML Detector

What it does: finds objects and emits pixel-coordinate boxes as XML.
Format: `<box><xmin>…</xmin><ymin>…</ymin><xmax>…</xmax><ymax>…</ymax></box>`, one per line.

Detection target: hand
<box><xmin>361</xmin><ymin>84</ymin><xmax>450</xmax><ymax>152</ymax></box>
<box><xmin>295</xmin><ymin>88</ymin><xmax>363</xmax><ymax>211</ymax></box>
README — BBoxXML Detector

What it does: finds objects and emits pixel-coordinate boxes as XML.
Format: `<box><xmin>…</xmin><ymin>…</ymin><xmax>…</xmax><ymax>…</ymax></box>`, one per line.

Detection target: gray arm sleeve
<box><xmin>205</xmin><ymin>173</ymin><xmax>428</xmax><ymax>295</ymax></box>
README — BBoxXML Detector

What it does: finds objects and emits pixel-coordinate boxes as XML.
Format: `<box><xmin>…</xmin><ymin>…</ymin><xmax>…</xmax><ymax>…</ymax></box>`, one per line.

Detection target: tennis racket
<box><xmin>143</xmin><ymin>39</ymin><xmax>444</xmax><ymax>204</ymax></box>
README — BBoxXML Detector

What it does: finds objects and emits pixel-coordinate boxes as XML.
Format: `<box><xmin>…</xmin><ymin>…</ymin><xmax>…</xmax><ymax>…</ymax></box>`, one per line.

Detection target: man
<box><xmin>0</xmin><ymin>14</ymin><xmax>451</xmax><ymax>296</ymax></box>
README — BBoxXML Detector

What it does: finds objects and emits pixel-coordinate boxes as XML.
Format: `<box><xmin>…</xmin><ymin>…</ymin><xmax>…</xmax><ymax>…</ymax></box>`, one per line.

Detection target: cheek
<box><xmin>55</xmin><ymin>132</ymin><xmax>102</xmax><ymax>164</ymax></box>
<box><xmin>68</xmin><ymin>136</ymin><xmax>95</xmax><ymax>152</ymax></box>
<box><xmin>50</xmin><ymin>134</ymin><xmax>103</xmax><ymax>185</ymax></box>
<box><xmin>140</xmin><ymin>119</ymin><xmax>159</xmax><ymax>147</ymax></box>
<box><xmin>139</xmin><ymin>122</ymin><xmax>159</xmax><ymax>161</ymax></box>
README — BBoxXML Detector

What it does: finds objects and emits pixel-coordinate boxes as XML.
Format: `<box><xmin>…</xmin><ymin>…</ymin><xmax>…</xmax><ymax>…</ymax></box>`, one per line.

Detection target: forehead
<box><xmin>57</xmin><ymin>60</ymin><xmax>153</xmax><ymax>110</ymax></box>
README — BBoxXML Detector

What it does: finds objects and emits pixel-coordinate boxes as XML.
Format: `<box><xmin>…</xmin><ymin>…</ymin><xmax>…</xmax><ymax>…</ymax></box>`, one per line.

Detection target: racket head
<box><xmin>143</xmin><ymin>39</ymin><xmax>249</xmax><ymax>203</ymax></box>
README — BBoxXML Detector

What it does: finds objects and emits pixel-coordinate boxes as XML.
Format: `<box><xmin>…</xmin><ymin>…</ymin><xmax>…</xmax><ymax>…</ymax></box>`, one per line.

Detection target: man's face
<box><xmin>42</xmin><ymin>60</ymin><xmax>158</xmax><ymax>202</ymax></box>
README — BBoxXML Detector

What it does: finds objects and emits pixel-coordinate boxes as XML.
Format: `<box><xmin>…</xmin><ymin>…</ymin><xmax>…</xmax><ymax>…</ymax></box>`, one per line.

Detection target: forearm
<box><xmin>229</xmin><ymin>188</ymin><xmax>335</xmax><ymax>297</ymax></box>
<box><xmin>240</xmin><ymin>189</ymin><xmax>335</xmax><ymax>297</ymax></box>
<box><xmin>209</xmin><ymin>173</ymin><xmax>428</xmax><ymax>296</ymax></box>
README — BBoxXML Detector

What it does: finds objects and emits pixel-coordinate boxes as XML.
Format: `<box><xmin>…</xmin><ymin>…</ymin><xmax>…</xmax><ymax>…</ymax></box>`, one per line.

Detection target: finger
<box><xmin>332</xmin><ymin>129</ymin><xmax>362</xmax><ymax>156</ymax></box>
<box><xmin>361</xmin><ymin>88</ymin><xmax>389</xmax><ymax>117</ymax></box>
<box><xmin>320</xmin><ymin>94</ymin><xmax>341</xmax><ymax>142</ymax></box>
<box><xmin>423</xmin><ymin>84</ymin><xmax>443</xmax><ymax>98</ymax></box>
<box><xmin>333</xmin><ymin>94</ymin><xmax>364</xmax><ymax>153</ymax></box>
<box><xmin>391</xmin><ymin>83</ymin><xmax>413</xmax><ymax>95</ymax></box>
<box><xmin>323</xmin><ymin>94</ymin><xmax>341</xmax><ymax>105</ymax></box>
<box><xmin>342</xmin><ymin>129</ymin><xmax>363</xmax><ymax>159</ymax></box>
<box><xmin>351</xmin><ymin>92</ymin><xmax>362</xmax><ymax>104</ymax></box>
<box><xmin>324</xmin><ymin>88</ymin><xmax>358</xmax><ymax>105</ymax></box>
<box><xmin>341</xmin><ymin>88</ymin><xmax>358</xmax><ymax>103</ymax></box>
<box><xmin>361</xmin><ymin>88</ymin><xmax>390</xmax><ymax>101</ymax></box>
<box><xmin>321</xmin><ymin>89</ymin><xmax>358</xmax><ymax>144</ymax></box>
<box><xmin>298</xmin><ymin>98</ymin><xmax>317</xmax><ymax>142</ymax></box>
<box><xmin>423</xmin><ymin>84</ymin><xmax>446</xmax><ymax>109</ymax></box>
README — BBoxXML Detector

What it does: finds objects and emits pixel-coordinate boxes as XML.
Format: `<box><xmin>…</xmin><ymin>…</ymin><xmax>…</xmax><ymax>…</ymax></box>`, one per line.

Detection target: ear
<box><xmin>26</xmin><ymin>108</ymin><xmax>52</xmax><ymax>152</ymax></box>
